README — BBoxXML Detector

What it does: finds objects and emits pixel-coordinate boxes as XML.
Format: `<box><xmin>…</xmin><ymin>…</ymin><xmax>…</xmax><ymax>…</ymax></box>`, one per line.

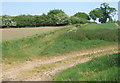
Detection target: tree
<box><xmin>47</xmin><ymin>9</ymin><xmax>70</xmax><ymax>25</ymax></box>
<box><xmin>2</xmin><ymin>15</ymin><xmax>16</xmax><ymax>28</ymax></box>
<box><xmin>14</xmin><ymin>15</ymin><xmax>35</xmax><ymax>27</ymax></box>
<box><xmin>53</xmin><ymin>13</ymin><xmax>70</xmax><ymax>25</ymax></box>
<box><xmin>69</xmin><ymin>16</ymin><xmax>88</xmax><ymax>24</ymax></box>
<box><xmin>99</xmin><ymin>3</ymin><xmax>116</xmax><ymax>23</ymax></box>
<box><xmin>35</xmin><ymin>14</ymin><xmax>55</xmax><ymax>26</ymax></box>
<box><xmin>14</xmin><ymin>15</ymin><xmax>28</xmax><ymax>27</ymax></box>
<box><xmin>0</xmin><ymin>16</ymin><xmax>2</xmax><ymax>28</ymax></box>
<box><xmin>26</xmin><ymin>15</ymin><xmax>36</xmax><ymax>27</ymax></box>
<box><xmin>48</xmin><ymin>9</ymin><xmax>65</xmax><ymax>15</ymax></box>
<box><xmin>73</xmin><ymin>12</ymin><xmax>90</xmax><ymax>20</ymax></box>
<box><xmin>35</xmin><ymin>14</ymin><xmax>47</xmax><ymax>26</ymax></box>
<box><xmin>89</xmin><ymin>3</ymin><xmax>116</xmax><ymax>23</ymax></box>
<box><xmin>69</xmin><ymin>16</ymin><xmax>81</xmax><ymax>24</ymax></box>
<box><xmin>89</xmin><ymin>8</ymin><xmax>101</xmax><ymax>22</ymax></box>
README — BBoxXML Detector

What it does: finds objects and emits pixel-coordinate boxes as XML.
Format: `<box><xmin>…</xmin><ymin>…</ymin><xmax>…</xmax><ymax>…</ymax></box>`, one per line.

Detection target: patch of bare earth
<box><xmin>1</xmin><ymin>26</ymin><xmax>64</xmax><ymax>41</ymax></box>
<box><xmin>2</xmin><ymin>45</ymin><xmax>119</xmax><ymax>81</ymax></box>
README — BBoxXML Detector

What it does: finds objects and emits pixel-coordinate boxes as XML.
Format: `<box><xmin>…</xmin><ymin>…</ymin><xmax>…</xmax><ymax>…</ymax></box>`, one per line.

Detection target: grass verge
<box><xmin>53</xmin><ymin>53</ymin><xmax>119</xmax><ymax>81</ymax></box>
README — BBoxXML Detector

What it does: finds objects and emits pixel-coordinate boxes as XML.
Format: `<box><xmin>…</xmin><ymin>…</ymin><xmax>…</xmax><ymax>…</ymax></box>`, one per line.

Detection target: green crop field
<box><xmin>82</xmin><ymin>23</ymin><xmax>117</xmax><ymax>30</ymax></box>
<box><xmin>53</xmin><ymin>53</ymin><xmax>119</xmax><ymax>81</ymax></box>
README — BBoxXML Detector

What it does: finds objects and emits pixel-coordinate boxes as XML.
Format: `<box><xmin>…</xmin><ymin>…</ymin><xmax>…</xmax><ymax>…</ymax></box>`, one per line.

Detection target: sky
<box><xmin>1</xmin><ymin>1</ymin><xmax>119</xmax><ymax>20</ymax></box>
<box><xmin>1</xmin><ymin>0</ymin><xmax>120</xmax><ymax>2</ymax></box>
<box><xmin>118</xmin><ymin>1</ymin><xmax>120</xmax><ymax>21</ymax></box>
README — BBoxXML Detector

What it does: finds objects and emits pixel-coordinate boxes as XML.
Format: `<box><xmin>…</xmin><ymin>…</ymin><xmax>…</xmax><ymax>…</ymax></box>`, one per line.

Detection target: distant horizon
<box><xmin>1</xmin><ymin>2</ymin><xmax>118</xmax><ymax>21</ymax></box>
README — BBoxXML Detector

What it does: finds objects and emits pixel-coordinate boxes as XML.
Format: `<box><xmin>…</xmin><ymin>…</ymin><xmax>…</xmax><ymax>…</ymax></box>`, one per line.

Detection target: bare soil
<box><xmin>1</xmin><ymin>26</ymin><xmax>64</xmax><ymax>41</ymax></box>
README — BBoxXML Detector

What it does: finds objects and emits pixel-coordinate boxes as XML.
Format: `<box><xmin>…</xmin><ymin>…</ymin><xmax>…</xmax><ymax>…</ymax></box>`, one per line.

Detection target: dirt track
<box><xmin>1</xmin><ymin>27</ymin><xmax>63</xmax><ymax>41</ymax></box>
<box><xmin>2</xmin><ymin>45</ymin><xmax>118</xmax><ymax>81</ymax></box>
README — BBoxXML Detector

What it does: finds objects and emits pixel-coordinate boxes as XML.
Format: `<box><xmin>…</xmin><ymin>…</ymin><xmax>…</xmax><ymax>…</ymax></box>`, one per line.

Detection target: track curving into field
<box><xmin>2</xmin><ymin>45</ymin><xmax>118</xmax><ymax>81</ymax></box>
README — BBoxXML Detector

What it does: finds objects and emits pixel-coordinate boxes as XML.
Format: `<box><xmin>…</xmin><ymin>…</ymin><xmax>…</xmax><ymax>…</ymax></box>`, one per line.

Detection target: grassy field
<box><xmin>53</xmin><ymin>53</ymin><xmax>119</xmax><ymax>81</ymax></box>
<box><xmin>82</xmin><ymin>23</ymin><xmax>117</xmax><ymax>30</ymax></box>
<box><xmin>2</xmin><ymin>23</ymin><xmax>118</xmax><ymax>64</ymax></box>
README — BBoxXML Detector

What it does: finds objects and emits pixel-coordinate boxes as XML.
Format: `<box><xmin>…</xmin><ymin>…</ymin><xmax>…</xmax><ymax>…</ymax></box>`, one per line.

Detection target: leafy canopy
<box><xmin>74</xmin><ymin>12</ymin><xmax>90</xmax><ymax>20</ymax></box>
<box><xmin>48</xmin><ymin>9</ymin><xmax>65</xmax><ymax>15</ymax></box>
<box><xmin>89</xmin><ymin>3</ymin><xmax>116</xmax><ymax>23</ymax></box>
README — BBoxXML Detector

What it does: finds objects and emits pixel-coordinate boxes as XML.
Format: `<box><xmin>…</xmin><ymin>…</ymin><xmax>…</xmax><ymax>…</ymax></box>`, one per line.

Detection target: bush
<box><xmin>79</xmin><ymin>18</ymin><xmax>88</xmax><ymax>24</ymax></box>
<box><xmin>53</xmin><ymin>13</ymin><xmax>70</xmax><ymax>25</ymax></box>
<box><xmin>47</xmin><ymin>9</ymin><xmax>70</xmax><ymax>26</ymax></box>
<box><xmin>69</xmin><ymin>16</ymin><xmax>80</xmax><ymax>24</ymax></box>
<box><xmin>70</xmin><ymin>16</ymin><xmax>88</xmax><ymax>24</ymax></box>
<box><xmin>74</xmin><ymin>12</ymin><xmax>90</xmax><ymax>20</ymax></box>
<box><xmin>2</xmin><ymin>15</ymin><xmax>16</xmax><ymax>28</ymax></box>
<box><xmin>47</xmin><ymin>9</ymin><xmax>65</xmax><ymax>15</ymax></box>
<box><xmin>35</xmin><ymin>14</ymin><xmax>51</xmax><ymax>26</ymax></box>
<box><xmin>61</xmin><ymin>29</ymin><xmax>118</xmax><ymax>42</ymax></box>
<box><xmin>14</xmin><ymin>15</ymin><xmax>35</xmax><ymax>27</ymax></box>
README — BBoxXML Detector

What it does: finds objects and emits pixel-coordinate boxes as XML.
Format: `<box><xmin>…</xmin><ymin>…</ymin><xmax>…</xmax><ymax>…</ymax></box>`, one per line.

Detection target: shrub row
<box><xmin>1</xmin><ymin>9</ymin><xmax>90</xmax><ymax>28</ymax></box>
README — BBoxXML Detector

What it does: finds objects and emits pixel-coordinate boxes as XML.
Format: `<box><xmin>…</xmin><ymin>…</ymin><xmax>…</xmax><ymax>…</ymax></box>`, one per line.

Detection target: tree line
<box><xmin>1</xmin><ymin>3</ymin><xmax>117</xmax><ymax>28</ymax></box>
